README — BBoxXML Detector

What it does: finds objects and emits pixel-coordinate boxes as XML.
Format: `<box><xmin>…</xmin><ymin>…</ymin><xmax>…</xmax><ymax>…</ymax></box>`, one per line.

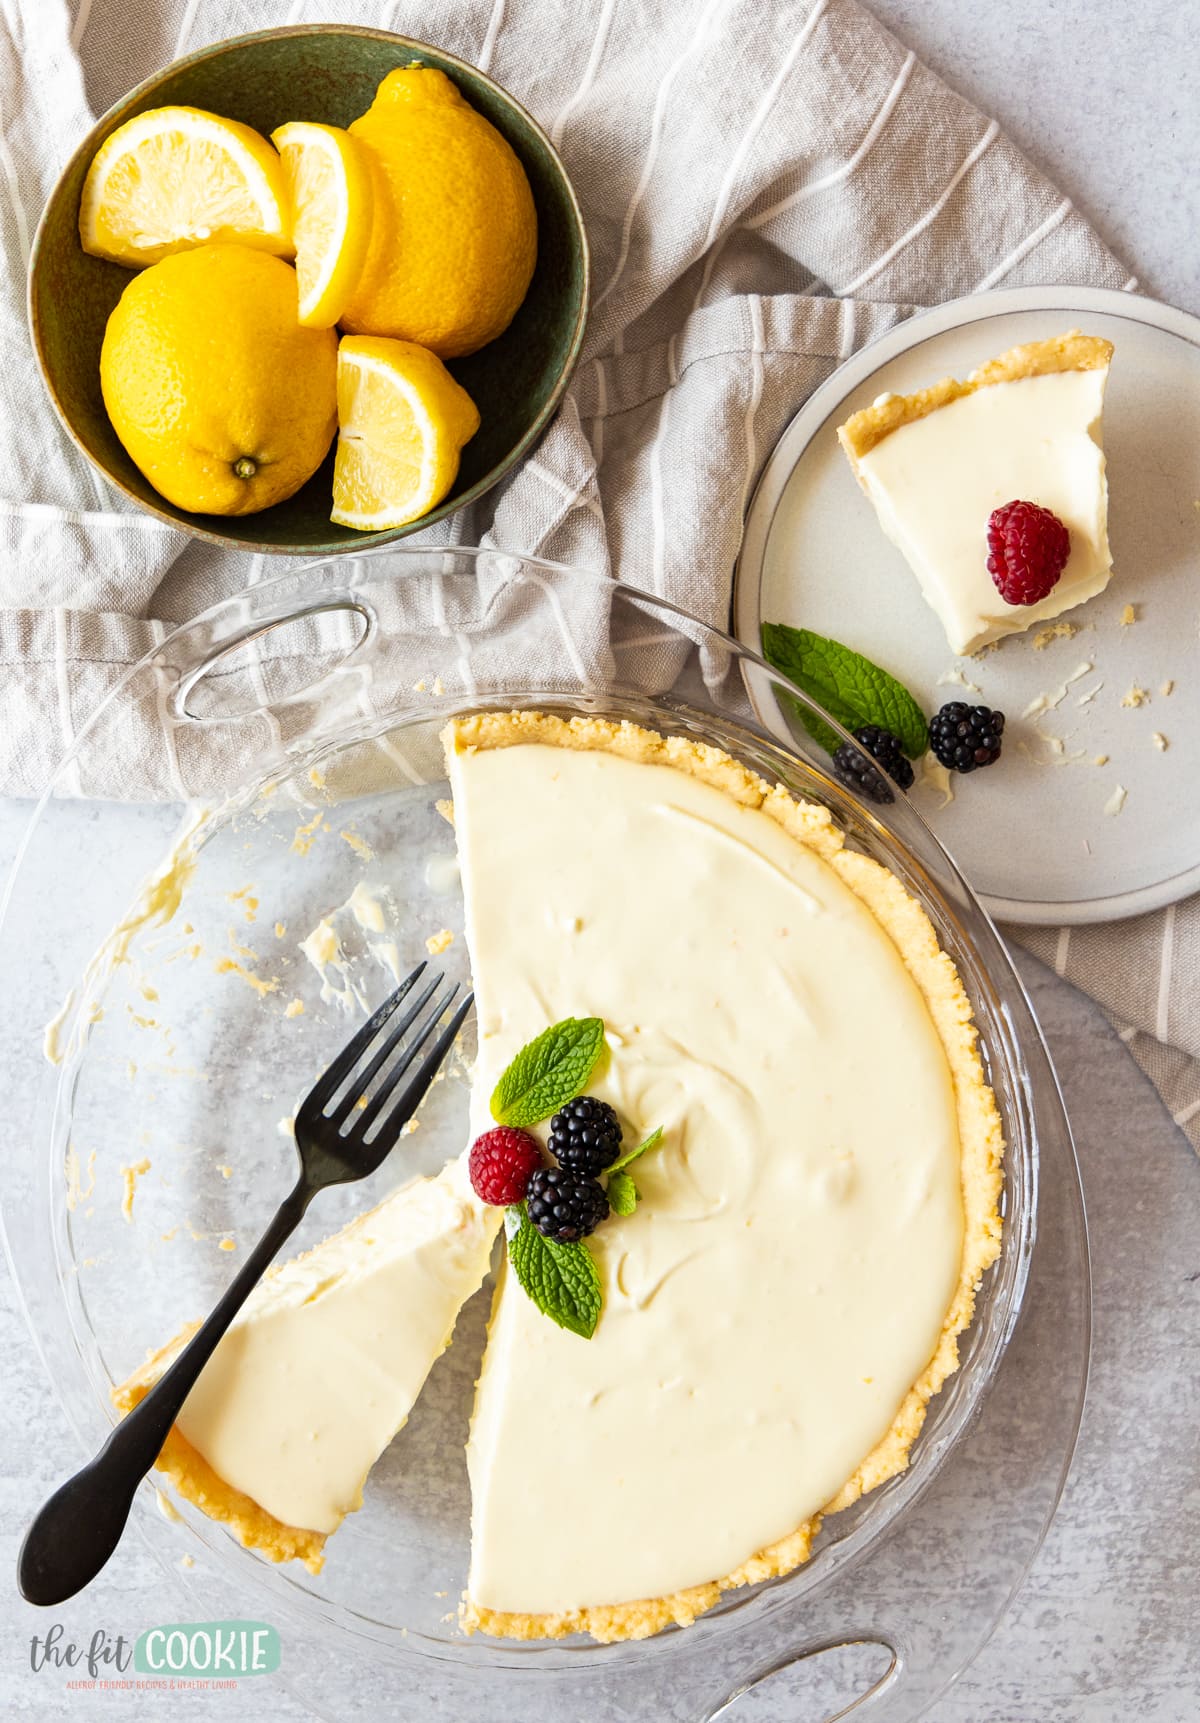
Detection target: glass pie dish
<box><xmin>0</xmin><ymin>549</ymin><xmax>1090</xmax><ymax>1722</ymax></box>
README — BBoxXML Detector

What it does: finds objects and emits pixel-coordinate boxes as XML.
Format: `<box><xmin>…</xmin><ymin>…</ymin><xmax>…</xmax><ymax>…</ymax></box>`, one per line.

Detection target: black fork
<box><xmin>18</xmin><ymin>963</ymin><xmax>473</xmax><ymax>1607</ymax></box>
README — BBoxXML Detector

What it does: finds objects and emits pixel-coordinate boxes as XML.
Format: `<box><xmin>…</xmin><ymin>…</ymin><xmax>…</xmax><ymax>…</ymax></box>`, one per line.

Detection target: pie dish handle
<box><xmin>695</xmin><ymin>1628</ymin><xmax>915</xmax><ymax>1723</ymax></box>
<box><xmin>163</xmin><ymin>593</ymin><xmax>377</xmax><ymax>723</ymax></box>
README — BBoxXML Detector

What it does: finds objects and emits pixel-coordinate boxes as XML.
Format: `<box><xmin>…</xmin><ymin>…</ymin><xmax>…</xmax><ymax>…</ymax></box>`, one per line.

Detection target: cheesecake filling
<box><xmin>853</xmin><ymin>366</ymin><xmax>1110</xmax><ymax>655</ymax></box>
<box><xmin>154</xmin><ymin>1158</ymin><xmax>498</xmax><ymax>1535</ymax></box>
<box><xmin>453</xmin><ymin>738</ymin><xmax>966</xmax><ymax>1616</ymax></box>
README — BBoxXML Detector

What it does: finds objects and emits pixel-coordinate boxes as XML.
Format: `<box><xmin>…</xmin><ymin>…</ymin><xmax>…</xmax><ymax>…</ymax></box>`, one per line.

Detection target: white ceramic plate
<box><xmin>734</xmin><ymin>285</ymin><xmax>1200</xmax><ymax>925</ymax></box>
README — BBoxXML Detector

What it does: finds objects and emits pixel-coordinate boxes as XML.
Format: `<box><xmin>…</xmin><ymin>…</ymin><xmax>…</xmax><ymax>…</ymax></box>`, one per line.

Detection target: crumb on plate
<box><xmin>1032</xmin><ymin>620</ymin><xmax>1080</xmax><ymax>650</ymax></box>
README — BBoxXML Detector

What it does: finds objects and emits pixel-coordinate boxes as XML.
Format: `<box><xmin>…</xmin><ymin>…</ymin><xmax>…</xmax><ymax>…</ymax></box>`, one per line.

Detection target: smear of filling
<box><xmin>65</xmin><ymin>1144</ymin><xmax>97</xmax><ymax>1212</ymax></box>
<box><xmin>214</xmin><ymin>957</ymin><xmax>280</xmax><ymax>997</ymax></box>
<box><xmin>120</xmin><ymin>1158</ymin><xmax>152</xmax><ymax>1222</ymax></box>
<box><xmin>299</xmin><ymin>916</ymin><xmax>362</xmax><ymax>1012</ymax></box>
<box><xmin>914</xmin><ymin>751</ymin><xmax>954</xmax><ymax>809</ymax></box>
<box><xmin>42</xmin><ymin>809</ymin><xmax>206</xmax><ymax>1068</ymax></box>
<box><xmin>937</xmin><ymin>666</ymin><xmax>982</xmax><ymax>695</ymax></box>
<box><xmin>1022</xmin><ymin>662</ymin><xmax>1094</xmax><ymax>720</ymax></box>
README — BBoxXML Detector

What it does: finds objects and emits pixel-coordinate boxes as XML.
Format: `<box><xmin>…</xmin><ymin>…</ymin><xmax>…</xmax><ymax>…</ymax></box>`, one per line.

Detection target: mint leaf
<box><xmin>761</xmin><ymin>623</ymin><xmax>928</xmax><ymax>760</ymax></box>
<box><xmin>608</xmin><ymin>1126</ymin><xmax>663</xmax><ymax>1175</ymax></box>
<box><xmin>606</xmin><ymin>1170</ymin><xmax>640</xmax><ymax>1216</ymax></box>
<box><xmin>507</xmin><ymin>1206</ymin><xmax>601</xmax><ymax>1338</ymax></box>
<box><xmin>490</xmin><ymin>1017</ymin><xmax>606</xmax><ymax>1127</ymax></box>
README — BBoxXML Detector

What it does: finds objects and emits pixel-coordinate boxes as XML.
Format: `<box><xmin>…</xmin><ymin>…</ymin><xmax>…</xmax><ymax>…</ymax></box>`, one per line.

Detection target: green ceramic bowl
<box><xmin>28</xmin><ymin>25</ymin><xmax>589</xmax><ymax>556</ymax></box>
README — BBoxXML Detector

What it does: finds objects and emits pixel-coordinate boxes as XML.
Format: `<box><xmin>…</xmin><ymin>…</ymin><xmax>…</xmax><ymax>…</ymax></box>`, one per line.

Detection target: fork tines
<box><xmin>297</xmin><ymin>963</ymin><xmax>473</xmax><ymax>1144</ymax></box>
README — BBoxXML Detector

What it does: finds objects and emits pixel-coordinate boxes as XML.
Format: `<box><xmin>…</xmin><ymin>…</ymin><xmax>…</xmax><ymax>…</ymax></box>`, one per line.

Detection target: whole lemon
<box><xmin>100</xmin><ymin>245</ymin><xmax>338</xmax><ymax>516</ymax></box>
<box><xmin>340</xmin><ymin>68</ymin><xmax>537</xmax><ymax>359</ymax></box>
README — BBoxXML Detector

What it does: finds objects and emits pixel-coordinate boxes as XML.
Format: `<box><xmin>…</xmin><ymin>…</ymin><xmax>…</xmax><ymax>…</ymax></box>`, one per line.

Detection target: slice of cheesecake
<box><xmin>448</xmin><ymin>712</ymin><xmax>1003</xmax><ymax>1641</ymax></box>
<box><xmin>838</xmin><ymin>331</ymin><xmax>1113</xmax><ymax>655</ymax></box>
<box><xmin>114</xmin><ymin>1157</ymin><xmax>499</xmax><ymax>1569</ymax></box>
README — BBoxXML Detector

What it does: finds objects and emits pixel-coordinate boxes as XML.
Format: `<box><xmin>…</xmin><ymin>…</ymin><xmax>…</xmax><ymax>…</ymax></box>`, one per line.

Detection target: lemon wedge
<box><xmin>79</xmin><ymin>106</ymin><xmax>292</xmax><ymax>268</ymax></box>
<box><xmin>331</xmin><ymin>336</ymin><xmax>480</xmax><ymax>531</ymax></box>
<box><xmin>270</xmin><ymin>121</ymin><xmax>374</xmax><ymax>329</ymax></box>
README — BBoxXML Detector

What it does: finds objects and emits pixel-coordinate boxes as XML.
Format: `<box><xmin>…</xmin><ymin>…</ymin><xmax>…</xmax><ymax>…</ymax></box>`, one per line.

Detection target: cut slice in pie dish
<box><xmin>114</xmin><ymin>712</ymin><xmax>1003</xmax><ymax>1641</ymax></box>
<box><xmin>838</xmin><ymin>331</ymin><xmax>1114</xmax><ymax>656</ymax></box>
<box><xmin>113</xmin><ymin>1158</ymin><xmax>499</xmax><ymax>1571</ymax></box>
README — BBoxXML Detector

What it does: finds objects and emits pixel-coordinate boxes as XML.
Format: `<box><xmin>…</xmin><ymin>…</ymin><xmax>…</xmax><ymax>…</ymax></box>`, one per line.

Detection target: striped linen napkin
<box><xmin>5</xmin><ymin>0</ymin><xmax>1195</xmax><ymax>1153</ymax></box>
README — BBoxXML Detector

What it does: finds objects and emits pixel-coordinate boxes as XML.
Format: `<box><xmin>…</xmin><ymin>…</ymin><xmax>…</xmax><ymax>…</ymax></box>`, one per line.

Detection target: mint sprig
<box><xmin>606</xmin><ymin>1170</ymin><xmax>639</xmax><ymax>1216</ymax></box>
<box><xmin>506</xmin><ymin>1203</ymin><xmax>601</xmax><ymax>1338</ymax></box>
<box><xmin>604</xmin><ymin>1127</ymin><xmax>665</xmax><ymax>1217</ymax></box>
<box><xmin>490</xmin><ymin>1017</ymin><xmax>605</xmax><ymax>1128</ymax></box>
<box><xmin>492</xmin><ymin>1018</ymin><xmax>666</xmax><ymax>1337</ymax></box>
<box><xmin>760</xmin><ymin>622</ymin><xmax>928</xmax><ymax>760</ymax></box>
<box><xmin>608</xmin><ymin>1125</ymin><xmax>663</xmax><ymax>1174</ymax></box>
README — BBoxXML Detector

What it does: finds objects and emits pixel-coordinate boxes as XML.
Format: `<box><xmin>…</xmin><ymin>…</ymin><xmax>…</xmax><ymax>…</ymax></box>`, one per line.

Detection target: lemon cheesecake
<box><xmin>838</xmin><ymin>332</ymin><xmax>1113</xmax><ymax>655</ymax></box>
<box><xmin>113</xmin><ymin>1156</ymin><xmax>498</xmax><ymax>1571</ymax></box>
<box><xmin>115</xmin><ymin>712</ymin><xmax>1003</xmax><ymax>1639</ymax></box>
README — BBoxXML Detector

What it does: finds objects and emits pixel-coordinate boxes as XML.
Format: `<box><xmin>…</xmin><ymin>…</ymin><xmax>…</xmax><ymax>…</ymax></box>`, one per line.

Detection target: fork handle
<box><xmin>18</xmin><ymin>1179</ymin><xmax>312</xmax><ymax>1607</ymax></box>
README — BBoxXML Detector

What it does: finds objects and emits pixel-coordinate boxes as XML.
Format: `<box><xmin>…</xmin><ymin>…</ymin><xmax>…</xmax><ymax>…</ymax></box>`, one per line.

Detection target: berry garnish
<box><xmin>929</xmin><ymin>702</ymin><xmax>1005</xmax><ymax>772</ymax></box>
<box><xmin>831</xmin><ymin>724</ymin><xmax>914</xmax><ymax>805</ymax></box>
<box><xmin>986</xmin><ymin>500</ymin><xmax>1070</xmax><ymax>606</ymax></box>
<box><xmin>468</xmin><ymin>1127</ymin><xmax>542</xmax><ymax>1207</ymax></box>
<box><xmin>526</xmin><ymin>1166</ymin><xmax>609</xmax><ymax>1242</ymax></box>
<box><xmin>548</xmin><ymin>1095</ymin><xmax>622</xmax><ymax>1177</ymax></box>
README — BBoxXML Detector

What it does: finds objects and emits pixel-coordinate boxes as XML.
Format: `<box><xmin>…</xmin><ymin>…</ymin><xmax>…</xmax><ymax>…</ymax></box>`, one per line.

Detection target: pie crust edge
<box><xmin>837</xmin><ymin>330</ymin><xmax>1113</xmax><ymax>463</ymax></box>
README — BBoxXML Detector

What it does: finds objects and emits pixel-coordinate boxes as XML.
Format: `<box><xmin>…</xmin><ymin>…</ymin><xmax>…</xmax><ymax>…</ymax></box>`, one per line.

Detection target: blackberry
<box><xmin>929</xmin><ymin>702</ymin><xmax>1005</xmax><ymax>773</ymax></box>
<box><xmin>548</xmin><ymin>1095</ymin><xmax>622</xmax><ymax>1177</ymax></box>
<box><xmin>831</xmin><ymin>725</ymin><xmax>914</xmax><ymax>805</ymax></box>
<box><xmin>526</xmin><ymin>1166</ymin><xmax>609</xmax><ymax>1242</ymax></box>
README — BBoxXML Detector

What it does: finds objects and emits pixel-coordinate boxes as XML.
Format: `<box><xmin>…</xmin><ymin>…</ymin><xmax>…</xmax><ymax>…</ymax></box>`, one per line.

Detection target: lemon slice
<box><xmin>270</xmin><ymin>121</ymin><xmax>374</xmax><ymax>329</ymax></box>
<box><xmin>79</xmin><ymin>106</ymin><xmax>291</xmax><ymax>268</ymax></box>
<box><xmin>331</xmin><ymin>336</ymin><xmax>481</xmax><ymax>531</ymax></box>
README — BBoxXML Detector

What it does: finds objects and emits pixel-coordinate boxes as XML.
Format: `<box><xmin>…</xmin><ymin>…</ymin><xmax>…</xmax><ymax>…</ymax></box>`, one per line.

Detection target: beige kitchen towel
<box><xmin>1019</xmin><ymin>917</ymin><xmax>1200</xmax><ymax>1149</ymax></box>
<box><xmin>4</xmin><ymin>0</ymin><xmax>1195</xmax><ymax>1152</ymax></box>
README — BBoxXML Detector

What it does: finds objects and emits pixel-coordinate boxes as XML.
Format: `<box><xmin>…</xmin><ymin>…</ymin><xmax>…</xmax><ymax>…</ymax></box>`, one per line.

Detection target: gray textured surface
<box><xmin>4</xmin><ymin>0</ymin><xmax>1200</xmax><ymax>1716</ymax></box>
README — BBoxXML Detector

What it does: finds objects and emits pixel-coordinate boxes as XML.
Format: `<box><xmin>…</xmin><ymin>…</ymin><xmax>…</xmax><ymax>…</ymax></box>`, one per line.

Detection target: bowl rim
<box><xmin>26</xmin><ymin>23</ymin><xmax>592</xmax><ymax>558</ymax></box>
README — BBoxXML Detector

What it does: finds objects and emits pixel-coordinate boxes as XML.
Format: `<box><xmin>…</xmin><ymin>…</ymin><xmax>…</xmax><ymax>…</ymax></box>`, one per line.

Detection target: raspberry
<box><xmin>929</xmin><ymin>702</ymin><xmax>1005</xmax><ymax>773</ymax></box>
<box><xmin>526</xmin><ymin>1166</ymin><xmax>609</xmax><ymax>1242</ymax></box>
<box><xmin>986</xmin><ymin>500</ymin><xmax>1070</xmax><ymax>605</ymax></box>
<box><xmin>468</xmin><ymin>1127</ymin><xmax>542</xmax><ymax>1207</ymax></box>
<box><xmin>831</xmin><ymin>725</ymin><xmax>914</xmax><ymax>806</ymax></box>
<box><xmin>548</xmin><ymin>1095</ymin><xmax>622</xmax><ymax>1177</ymax></box>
